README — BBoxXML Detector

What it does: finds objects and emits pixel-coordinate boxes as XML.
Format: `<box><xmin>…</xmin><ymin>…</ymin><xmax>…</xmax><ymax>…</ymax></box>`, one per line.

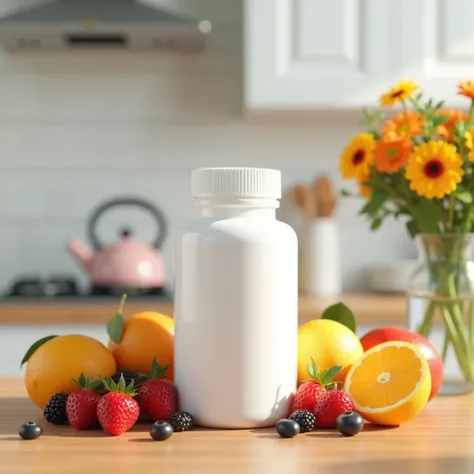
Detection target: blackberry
<box><xmin>111</xmin><ymin>370</ymin><xmax>141</xmax><ymax>388</ymax></box>
<box><xmin>168</xmin><ymin>411</ymin><xmax>193</xmax><ymax>432</ymax></box>
<box><xmin>289</xmin><ymin>409</ymin><xmax>315</xmax><ymax>432</ymax></box>
<box><xmin>44</xmin><ymin>393</ymin><xmax>69</xmax><ymax>425</ymax></box>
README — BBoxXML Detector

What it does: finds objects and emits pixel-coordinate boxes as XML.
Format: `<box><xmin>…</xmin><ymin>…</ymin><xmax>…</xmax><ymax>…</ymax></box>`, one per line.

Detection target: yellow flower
<box><xmin>458</xmin><ymin>80</ymin><xmax>474</xmax><ymax>100</ymax></box>
<box><xmin>464</xmin><ymin>130</ymin><xmax>473</xmax><ymax>151</ymax></box>
<box><xmin>380</xmin><ymin>81</ymin><xmax>418</xmax><ymax>108</ymax></box>
<box><xmin>339</xmin><ymin>132</ymin><xmax>376</xmax><ymax>179</ymax></box>
<box><xmin>405</xmin><ymin>141</ymin><xmax>464</xmax><ymax>199</ymax></box>
<box><xmin>357</xmin><ymin>167</ymin><xmax>372</xmax><ymax>199</ymax></box>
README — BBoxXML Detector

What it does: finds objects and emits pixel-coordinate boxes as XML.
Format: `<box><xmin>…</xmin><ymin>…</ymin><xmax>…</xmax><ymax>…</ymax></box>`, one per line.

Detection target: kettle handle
<box><xmin>87</xmin><ymin>197</ymin><xmax>168</xmax><ymax>251</ymax></box>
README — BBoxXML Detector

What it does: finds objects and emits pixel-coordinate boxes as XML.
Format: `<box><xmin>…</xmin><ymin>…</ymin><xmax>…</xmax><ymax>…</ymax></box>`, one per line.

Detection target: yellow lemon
<box><xmin>344</xmin><ymin>340</ymin><xmax>431</xmax><ymax>425</ymax></box>
<box><xmin>298</xmin><ymin>319</ymin><xmax>363</xmax><ymax>385</ymax></box>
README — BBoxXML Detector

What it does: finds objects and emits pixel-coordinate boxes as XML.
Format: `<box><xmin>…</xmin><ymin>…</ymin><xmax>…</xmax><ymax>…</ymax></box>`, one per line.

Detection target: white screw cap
<box><xmin>191</xmin><ymin>167</ymin><xmax>282</xmax><ymax>199</ymax></box>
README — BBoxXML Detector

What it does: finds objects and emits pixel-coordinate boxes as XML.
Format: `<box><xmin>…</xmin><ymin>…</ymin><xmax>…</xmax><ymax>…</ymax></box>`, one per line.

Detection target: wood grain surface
<box><xmin>1</xmin><ymin>378</ymin><xmax>474</xmax><ymax>474</ymax></box>
<box><xmin>0</xmin><ymin>293</ymin><xmax>407</xmax><ymax>326</ymax></box>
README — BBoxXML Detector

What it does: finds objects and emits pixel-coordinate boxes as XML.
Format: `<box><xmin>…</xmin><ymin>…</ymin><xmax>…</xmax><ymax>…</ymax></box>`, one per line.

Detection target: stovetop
<box><xmin>1</xmin><ymin>275</ymin><xmax>173</xmax><ymax>303</ymax></box>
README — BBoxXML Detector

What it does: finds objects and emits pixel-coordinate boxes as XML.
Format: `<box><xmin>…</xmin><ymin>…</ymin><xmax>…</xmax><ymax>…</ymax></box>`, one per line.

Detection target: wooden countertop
<box><xmin>1</xmin><ymin>378</ymin><xmax>473</xmax><ymax>474</ymax></box>
<box><xmin>0</xmin><ymin>293</ymin><xmax>407</xmax><ymax>326</ymax></box>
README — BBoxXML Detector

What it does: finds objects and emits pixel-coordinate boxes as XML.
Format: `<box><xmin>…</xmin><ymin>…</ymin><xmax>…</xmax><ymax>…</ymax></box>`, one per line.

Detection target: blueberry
<box><xmin>276</xmin><ymin>418</ymin><xmax>300</xmax><ymax>438</ymax></box>
<box><xmin>19</xmin><ymin>421</ymin><xmax>43</xmax><ymax>440</ymax></box>
<box><xmin>336</xmin><ymin>411</ymin><xmax>364</xmax><ymax>437</ymax></box>
<box><xmin>150</xmin><ymin>421</ymin><xmax>174</xmax><ymax>441</ymax></box>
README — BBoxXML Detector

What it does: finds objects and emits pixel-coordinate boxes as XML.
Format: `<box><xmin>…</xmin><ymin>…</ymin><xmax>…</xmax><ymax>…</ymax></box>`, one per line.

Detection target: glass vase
<box><xmin>407</xmin><ymin>234</ymin><xmax>474</xmax><ymax>396</ymax></box>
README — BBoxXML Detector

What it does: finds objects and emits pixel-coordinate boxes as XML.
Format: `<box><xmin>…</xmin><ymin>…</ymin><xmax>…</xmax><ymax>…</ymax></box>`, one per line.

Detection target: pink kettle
<box><xmin>68</xmin><ymin>197</ymin><xmax>168</xmax><ymax>293</ymax></box>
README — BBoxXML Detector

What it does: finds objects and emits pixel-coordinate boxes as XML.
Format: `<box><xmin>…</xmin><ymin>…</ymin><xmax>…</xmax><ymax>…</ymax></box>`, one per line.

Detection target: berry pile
<box><xmin>20</xmin><ymin>362</ymin><xmax>194</xmax><ymax>441</ymax></box>
<box><xmin>276</xmin><ymin>359</ymin><xmax>364</xmax><ymax>438</ymax></box>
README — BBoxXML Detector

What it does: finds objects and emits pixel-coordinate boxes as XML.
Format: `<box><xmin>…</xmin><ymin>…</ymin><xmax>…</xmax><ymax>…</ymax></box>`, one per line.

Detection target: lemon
<box><xmin>298</xmin><ymin>319</ymin><xmax>363</xmax><ymax>385</ymax></box>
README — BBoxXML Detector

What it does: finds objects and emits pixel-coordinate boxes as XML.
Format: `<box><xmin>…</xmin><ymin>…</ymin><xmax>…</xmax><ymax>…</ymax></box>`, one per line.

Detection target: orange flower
<box><xmin>374</xmin><ymin>136</ymin><xmax>412</xmax><ymax>173</ymax></box>
<box><xmin>383</xmin><ymin>111</ymin><xmax>424</xmax><ymax>140</ymax></box>
<box><xmin>436</xmin><ymin>108</ymin><xmax>468</xmax><ymax>142</ymax></box>
<box><xmin>458</xmin><ymin>80</ymin><xmax>474</xmax><ymax>100</ymax></box>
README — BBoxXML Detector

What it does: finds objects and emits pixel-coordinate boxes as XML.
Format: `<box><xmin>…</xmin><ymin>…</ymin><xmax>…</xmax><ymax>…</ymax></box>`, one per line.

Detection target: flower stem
<box><xmin>417</xmin><ymin>300</ymin><xmax>436</xmax><ymax>337</ymax></box>
<box><xmin>441</xmin><ymin>333</ymin><xmax>449</xmax><ymax>363</ymax></box>
<box><xmin>441</xmin><ymin>305</ymin><xmax>472</xmax><ymax>380</ymax></box>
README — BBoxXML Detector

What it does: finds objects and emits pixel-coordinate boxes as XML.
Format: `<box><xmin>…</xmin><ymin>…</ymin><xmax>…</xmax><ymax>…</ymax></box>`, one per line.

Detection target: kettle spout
<box><xmin>67</xmin><ymin>239</ymin><xmax>93</xmax><ymax>272</ymax></box>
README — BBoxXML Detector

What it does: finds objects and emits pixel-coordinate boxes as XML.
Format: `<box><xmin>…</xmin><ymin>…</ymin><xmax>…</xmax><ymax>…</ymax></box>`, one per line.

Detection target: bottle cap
<box><xmin>191</xmin><ymin>167</ymin><xmax>281</xmax><ymax>199</ymax></box>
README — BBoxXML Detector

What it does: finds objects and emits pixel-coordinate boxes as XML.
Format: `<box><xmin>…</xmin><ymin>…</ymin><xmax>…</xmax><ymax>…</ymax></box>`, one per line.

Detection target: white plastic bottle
<box><xmin>174</xmin><ymin>167</ymin><xmax>298</xmax><ymax>429</ymax></box>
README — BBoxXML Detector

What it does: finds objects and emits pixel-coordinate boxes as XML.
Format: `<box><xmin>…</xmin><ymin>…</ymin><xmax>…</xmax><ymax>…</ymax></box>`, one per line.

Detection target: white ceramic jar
<box><xmin>174</xmin><ymin>167</ymin><xmax>298</xmax><ymax>429</ymax></box>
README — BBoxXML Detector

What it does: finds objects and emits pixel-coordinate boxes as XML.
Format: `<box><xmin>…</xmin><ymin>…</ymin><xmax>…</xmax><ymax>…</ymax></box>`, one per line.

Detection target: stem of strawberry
<box><xmin>302</xmin><ymin>357</ymin><xmax>342</xmax><ymax>390</ymax></box>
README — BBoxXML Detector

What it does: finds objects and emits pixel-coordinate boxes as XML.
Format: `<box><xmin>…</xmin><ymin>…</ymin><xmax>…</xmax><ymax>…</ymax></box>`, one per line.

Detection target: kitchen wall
<box><xmin>0</xmin><ymin>0</ymin><xmax>415</xmax><ymax>294</ymax></box>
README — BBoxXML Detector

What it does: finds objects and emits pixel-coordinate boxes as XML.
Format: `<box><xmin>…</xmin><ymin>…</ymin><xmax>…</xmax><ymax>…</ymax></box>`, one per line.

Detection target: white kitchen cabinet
<box><xmin>244</xmin><ymin>0</ymin><xmax>392</xmax><ymax>109</ymax></box>
<box><xmin>244</xmin><ymin>0</ymin><xmax>474</xmax><ymax>110</ymax></box>
<box><xmin>394</xmin><ymin>0</ymin><xmax>474</xmax><ymax>107</ymax></box>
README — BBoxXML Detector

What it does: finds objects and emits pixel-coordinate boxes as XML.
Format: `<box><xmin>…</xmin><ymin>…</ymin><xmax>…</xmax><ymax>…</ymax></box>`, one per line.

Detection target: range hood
<box><xmin>0</xmin><ymin>0</ymin><xmax>211</xmax><ymax>52</ymax></box>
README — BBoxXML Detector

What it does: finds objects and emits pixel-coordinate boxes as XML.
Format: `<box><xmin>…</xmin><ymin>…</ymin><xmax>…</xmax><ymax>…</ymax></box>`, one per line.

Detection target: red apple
<box><xmin>359</xmin><ymin>326</ymin><xmax>444</xmax><ymax>400</ymax></box>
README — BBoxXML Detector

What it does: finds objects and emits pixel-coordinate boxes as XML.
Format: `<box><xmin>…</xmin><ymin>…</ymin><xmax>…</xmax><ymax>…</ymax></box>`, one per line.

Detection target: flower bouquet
<box><xmin>340</xmin><ymin>80</ymin><xmax>474</xmax><ymax>393</ymax></box>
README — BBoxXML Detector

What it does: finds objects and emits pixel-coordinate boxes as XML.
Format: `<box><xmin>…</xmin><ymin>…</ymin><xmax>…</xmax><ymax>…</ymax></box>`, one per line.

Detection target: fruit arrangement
<box><xmin>274</xmin><ymin>302</ymin><xmax>442</xmax><ymax>439</ymax></box>
<box><xmin>18</xmin><ymin>294</ymin><xmax>442</xmax><ymax>441</ymax></box>
<box><xmin>21</xmin><ymin>368</ymin><xmax>194</xmax><ymax>439</ymax></box>
<box><xmin>19</xmin><ymin>295</ymin><xmax>187</xmax><ymax>441</ymax></box>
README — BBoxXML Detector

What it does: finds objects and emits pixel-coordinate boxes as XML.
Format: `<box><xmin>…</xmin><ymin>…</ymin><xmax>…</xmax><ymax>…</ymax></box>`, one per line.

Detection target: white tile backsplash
<box><xmin>0</xmin><ymin>0</ymin><xmax>416</xmax><ymax>294</ymax></box>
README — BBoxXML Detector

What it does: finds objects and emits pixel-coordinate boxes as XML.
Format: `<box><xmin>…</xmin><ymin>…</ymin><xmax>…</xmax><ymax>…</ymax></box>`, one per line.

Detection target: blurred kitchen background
<box><xmin>0</xmin><ymin>0</ymin><xmax>467</xmax><ymax>301</ymax></box>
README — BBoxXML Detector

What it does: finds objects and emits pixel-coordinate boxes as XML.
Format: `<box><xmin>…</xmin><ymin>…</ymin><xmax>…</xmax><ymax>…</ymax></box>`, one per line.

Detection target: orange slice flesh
<box><xmin>344</xmin><ymin>341</ymin><xmax>431</xmax><ymax>426</ymax></box>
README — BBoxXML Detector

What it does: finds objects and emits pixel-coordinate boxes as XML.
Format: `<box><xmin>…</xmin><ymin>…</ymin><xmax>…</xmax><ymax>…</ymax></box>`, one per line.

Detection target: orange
<box><xmin>344</xmin><ymin>341</ymin><xmax>431</xmax><ymax>425</ymax></box>
<box><xmin>108</xmin><ymin>312</ymin><xmax>174</xmax><ymax>380</ymax></box>
<box><xmin>297</xmin><ymin>319</ymin><xmax>363</xmax><ymax>385</ymax></box>
<box><xmin>25</xmin><ymin>334</ymin><xmax>117</xmax><ymax>409</ymax></box>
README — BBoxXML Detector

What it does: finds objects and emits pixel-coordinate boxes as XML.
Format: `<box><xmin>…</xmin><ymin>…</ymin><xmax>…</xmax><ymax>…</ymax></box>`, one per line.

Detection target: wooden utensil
<box><xmin>292</xmin><ymin>184</ymin><xmax>318</xmax><ymax>219</ymax></box>
<box><xmin>292</xmin><ymin>175</ymin><xmax>338</xmax><ymax>219</ymax></box>
<box><xmin>313</xmin><ymin>174</ymin><xmax>338</xmax><ymax>218</ymax></box>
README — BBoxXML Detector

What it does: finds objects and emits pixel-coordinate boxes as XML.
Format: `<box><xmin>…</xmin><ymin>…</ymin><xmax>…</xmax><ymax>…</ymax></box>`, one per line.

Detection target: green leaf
<box><xmin>107</xmin><ymin>314</ymin><xmax>124</xmax><ymax>344</ymax></box>
<box><xmin>360</xmin><ymin>189</ymin><xmax>388</xmax><ymax>216</ymax></box>
<box><xmin>320</xmin><ymin>365</ymin><xmax>342</xmax><ymax>385</ymax></box>
<box><xmin>455</xmin><ymin>120</ymin><xmax>466</xmax><ymax>140</ymax></box>
<box><xmin>118</xmin><ymin>374</ymin><xmax>126</xmax><ymax>392</ymax></box>
<box><xmin>106</xmin><ymin>294</ymin><xmax>127</xmax><ymax>343</ymax></box>
<box><xmin>432</xmin><ymin>115</ymin><xmax>450</xmax><ymax>126</ymax></box>
<box><xmin>434</xmin><ymin>100</ymin><xmax>445</xmax><ymax>111</ymax></box>
<box><xmin>21</xmin><ymin>335</ymin><xmax>58</xmax><ymax>367</ymax></box>
<box><xmin>306</xmin><ymin>357</ymin><xmax>320</xmax><ymax>381</ymax></box>
<box><xmin>370</xmin><ymin>216</ymin><xmax>383</xmax><ymax>230</ymax></box>
<box><xmin>412</xmin><ymin>200</ymin><xmax>443</xmax><ymax>234</ymax></box>
<box><xmin>406</xmin><ymin>219</ymin><xmax>419</xmax><ymax>238</ymax></box>
<box><xmin>340</xmin><ymin>189</ymin><xmax>353</xmax><ymax>197</ymax></box>
<box><xmin>453</xmin><ymin>190</ymin><xmax>473</xmax><ymax>204</ymax></box>
<box><xmin>150</xmin><ymin>358</ymin><xmax>170</xmax><ymax>379</ymax></box>
<box><xmin>321</xmin><ymin>302</ymin><xmax>356</xmax><ymax>333</ymax></box>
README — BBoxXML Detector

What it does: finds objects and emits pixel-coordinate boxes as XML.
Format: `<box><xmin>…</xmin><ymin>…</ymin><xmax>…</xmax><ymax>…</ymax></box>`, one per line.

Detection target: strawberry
<box><xmin>313</xmin><ymin>389</ymin><xmax>354</xmax><ymax>428</ymax></box>
<box><xmin>97</xmin><ymin>374</ymin><xmax>139</xmax><ymax>436</ymax></box>
<box><xmin>138</xmin><ymin>359</ymin><xmax>177</xmax><ymax>422</ymax></box>
<box><xmin>66</xmin><ymin>372</ymin><xmax>102</xmax><ymax>430</ymax></box>
<box><xmin>290</xmin><ymin>359</ymin><xmax>342</xmax><ymax>413</ymax></box>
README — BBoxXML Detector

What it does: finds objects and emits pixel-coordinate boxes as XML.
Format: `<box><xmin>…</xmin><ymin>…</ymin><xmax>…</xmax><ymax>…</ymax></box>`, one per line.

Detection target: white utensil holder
<box><xmin>302</xmin><ymin>218</ymin><xmax>342</xmax><ymax>297</ymax></box>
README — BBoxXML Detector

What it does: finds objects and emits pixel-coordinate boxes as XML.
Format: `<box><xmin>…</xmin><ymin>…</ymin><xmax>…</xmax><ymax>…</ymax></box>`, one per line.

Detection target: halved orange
<box><xmin>344</xmin><ymin>341</ymin><xmax>431</xmax><ymax>426</ymax></box>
